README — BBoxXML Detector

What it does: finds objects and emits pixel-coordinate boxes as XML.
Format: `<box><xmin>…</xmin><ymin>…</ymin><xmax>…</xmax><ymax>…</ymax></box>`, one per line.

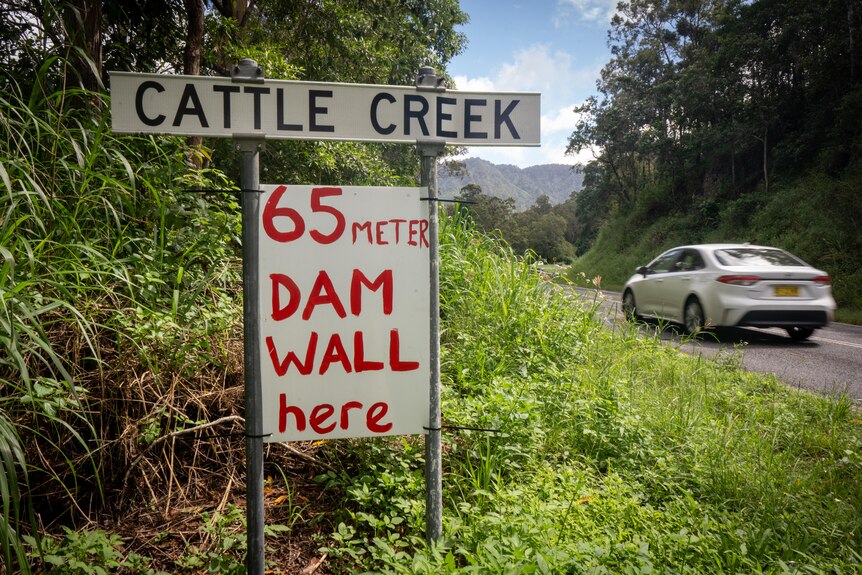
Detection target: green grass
<box><xmin>315</xmin><ymin>215</ymin><xmax>862</xmax><ymax>574</ymax></box>
<box><xmin>836</xmin><ymin>308</ymin><xmax>862</xmax><ymax>324</ymax></box>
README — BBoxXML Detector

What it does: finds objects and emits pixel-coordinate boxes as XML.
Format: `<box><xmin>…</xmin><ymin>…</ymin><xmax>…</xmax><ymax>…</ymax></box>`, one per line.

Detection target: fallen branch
<box><xmin>300</xmin><ymin>553</ymin><xmax>328</xmax><ymax>575</ymax></box>
<box><xmin>123</xmin><ymin>416</ymin><xmax>339</xmax><ymax>485</ymax></box>
<box><xmin>280</xmin><ymin>443</ymin><xmax>339</xmax><ymax>474</ymax></box>
<box><xmin>123</xmin><ymin>415</ymin><xmax>244</xmax><ymax>486</ymax></box>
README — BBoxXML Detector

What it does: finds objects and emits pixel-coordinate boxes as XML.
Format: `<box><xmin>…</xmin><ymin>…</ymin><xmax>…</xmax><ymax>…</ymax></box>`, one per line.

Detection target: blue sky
<box><xmin>447</xmin><ymin>0</ymin><xmax>619</xmax><ymax>167</ymax></box>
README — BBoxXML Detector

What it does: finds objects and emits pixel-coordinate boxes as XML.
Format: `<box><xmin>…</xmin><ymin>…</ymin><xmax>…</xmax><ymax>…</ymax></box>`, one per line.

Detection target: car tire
<box><xmin>622</xmin><ymin>290</ymin><xmax>639</xmax><ymax>321</ymax></box>
<box><xmin>786</xmin><ymin>327</ymin><xmax>814</xmax><ymax>341</ymax></box>
<box><xmin>683</xmin><ymin>298</ymin><xmax>705</xmax><ymax>335</ymax></box>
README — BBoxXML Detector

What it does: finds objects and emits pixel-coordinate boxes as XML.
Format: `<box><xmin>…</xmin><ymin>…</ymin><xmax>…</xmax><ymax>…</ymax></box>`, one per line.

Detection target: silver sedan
<box><xmin>621</xmin><ymin>244</ymin><xmax>836</xmax><ymax>340</ymax></box>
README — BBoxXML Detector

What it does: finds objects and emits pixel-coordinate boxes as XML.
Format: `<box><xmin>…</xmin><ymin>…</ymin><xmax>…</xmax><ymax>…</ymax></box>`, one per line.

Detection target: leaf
<box><xmin>0</xmin><ymin>162</ymin><xmax>11</xmax><ymax>198</ymax></box>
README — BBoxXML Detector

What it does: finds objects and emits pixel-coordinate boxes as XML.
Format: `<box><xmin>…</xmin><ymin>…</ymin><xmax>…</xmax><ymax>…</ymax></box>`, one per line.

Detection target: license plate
<box><xmin>774</xmin><ymin>286</ymin><xmax>800</xmax><ymax>297</ymax></box>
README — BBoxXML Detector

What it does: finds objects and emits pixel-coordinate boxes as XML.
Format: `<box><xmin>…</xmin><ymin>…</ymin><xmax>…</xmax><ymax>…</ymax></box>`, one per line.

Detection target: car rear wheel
<box><xmin>684</xmin><ymin>298</ymin><xmax>705</xmax><ymax>335</ymax></box>
<box><xmin>622</xmin><ymin>290</ymin><xmax>639</xmax><ymax>321</ymax></box>
<box><xmin>786</xmin><ymin>327</ymin><xmax>814</xmax><ymax>341</ymax></box>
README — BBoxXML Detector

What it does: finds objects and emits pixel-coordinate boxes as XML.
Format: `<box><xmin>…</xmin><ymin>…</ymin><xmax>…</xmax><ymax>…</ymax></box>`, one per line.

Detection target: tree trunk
<box><xmin>184</xmin><ymin>0</ymin><xmax>206</xmax><ymax>168</ymax></box>
<box><xmin>233</xmin><ymin>0</ymin><xmax>252</xmax><ymax>26</ymax></box>
<box><xmin>212</xmin><ymin>0</ymin><xmax>253</xmax><ymax>25</ymax></box>
<box><xmin>849</xmin><ymin>0</ymin><xmax>856</xmax><ymax>83</ymax></box>
<box><xmin>763</xmin><ymin>128</ymin><xmax>769</xmax><ymax>194</ymax></box>
<box><xmin>64</xmin><ymin>0</ymin><xmax>102</xmax><ymax>103</ymax></box>
<box><xmin>184</xmin><ymin>0</ymin><xmax>205</xmax><ymax>76</ymax></box>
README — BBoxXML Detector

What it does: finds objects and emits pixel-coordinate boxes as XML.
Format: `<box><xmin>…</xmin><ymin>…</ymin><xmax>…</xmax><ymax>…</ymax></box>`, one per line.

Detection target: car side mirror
<box><xmin>636</xmin><ymin>265</ymin><xmax>649</xmax><ymax>276</ymax></box>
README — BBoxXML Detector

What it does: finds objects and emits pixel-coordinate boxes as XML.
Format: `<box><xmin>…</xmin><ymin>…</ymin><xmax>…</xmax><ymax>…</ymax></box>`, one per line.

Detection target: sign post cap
<box><xmin>232</xmin><ymin>59</ymin><xmax>264</xmax><ymax>83</ymax></box>
<box><xmin>415</xmin><ymin>66</ymin><xmax>444</xmax><ymax>91</ymax></box>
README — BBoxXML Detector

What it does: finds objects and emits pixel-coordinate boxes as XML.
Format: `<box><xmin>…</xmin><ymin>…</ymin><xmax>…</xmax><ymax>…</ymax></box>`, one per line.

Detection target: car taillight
<box><xmin>717</xmin><ymin>275</ymin><xmax>762</xmax><ymax>286</ymax></box>
<box><xmin>812</xmin><ymin>275</ymin><xmax>831</xmax><ymax>285</ymax></box>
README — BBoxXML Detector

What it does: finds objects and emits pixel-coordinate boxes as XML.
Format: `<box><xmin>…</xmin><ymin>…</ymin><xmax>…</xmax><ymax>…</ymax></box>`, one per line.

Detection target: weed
<box><xmin>25</xmin><ymin>528</ymin><xmax>166</xmax><ymax>575</ymax></box>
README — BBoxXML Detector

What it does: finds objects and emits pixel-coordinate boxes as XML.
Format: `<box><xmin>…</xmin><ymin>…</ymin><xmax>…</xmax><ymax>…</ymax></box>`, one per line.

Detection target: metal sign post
<box><xmin>416</xmin><ymin>67</ymin><xmax>445</xmax><ymax>544</ymax></box>
<box><xmin>233</xmin><ymin>59</ymin><xmax>266</xmax><ymax>575</ymax></box>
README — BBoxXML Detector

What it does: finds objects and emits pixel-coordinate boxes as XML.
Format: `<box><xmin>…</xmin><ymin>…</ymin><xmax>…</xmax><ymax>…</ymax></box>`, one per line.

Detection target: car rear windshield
<box><xmin>714</xmin><ymin>248</ymin><xmax>806</xmax><ymax>267</ymax></box>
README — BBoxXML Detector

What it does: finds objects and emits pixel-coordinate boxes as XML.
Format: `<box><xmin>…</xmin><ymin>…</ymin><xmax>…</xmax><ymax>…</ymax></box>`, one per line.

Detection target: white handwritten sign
<box><xmin>258</xmin><ymin>185</ymin><xmax>430</xmax><ymax>442</ymax></box>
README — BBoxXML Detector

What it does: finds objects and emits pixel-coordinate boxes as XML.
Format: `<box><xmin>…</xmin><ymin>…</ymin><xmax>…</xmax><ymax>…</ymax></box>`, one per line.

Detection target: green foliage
<box><xmin>567</xmin><ymin>0</ymin><xmax>862</xmax><ymax>309</ymax></box>
<box><xmin>204</xmin><ymin>0</ymin><xmax>470</xmax><ymax>193</ymax></box>
<box><xmin>248</xmin><ymin>0</ymin><xmax>468</xmax><ymax>86</ymax></box>
<box><xmin>733</xmin><ymin>175</ymin><xmax>862</xmax><ymax>312</ymax></box>
<box><xmin>449</xmin><ymin>193</ymin><xmax>578</xmax><ymax>265</ymax></box>
<box><xmin>0</xmin><ymin>413</ymin><xmax>30</xmax><ymax>574</ymax></box>
<box><xmin>1</xmin><ymin>3</ymin><xmax>859</xmax><ymax>573</ymax></box>
<box><xmin>25</xmin><ymin>527</ymin><xmax>166</xmax><ymax>575</ymax></box>
<box><xmin>453</xmin><ymin>184</ymin><xmax>516</xmax><ymax>235</ymax></box>
<box><xmin>569</xmin><ymin>169</ymin><xmax>862</xmax><ymax>314</ymax></box>
<box><xmin>602</xmin><ymin>0</ymin><xmax>862</xmax><ymax>194</ymax></box>
<box><xmin>175</xmin><ymin>505</ymin><xmax>248</xmax><ymax>574</ymax></box>
<box><xmin>1</xmin><ymin>76</ymin><xmax>108</xmax><ymax>572</ymax></box>
<box><xmin>0</xmin><ymin>2</ymin><xmax>471</xmax><ymax>571</ymax></box>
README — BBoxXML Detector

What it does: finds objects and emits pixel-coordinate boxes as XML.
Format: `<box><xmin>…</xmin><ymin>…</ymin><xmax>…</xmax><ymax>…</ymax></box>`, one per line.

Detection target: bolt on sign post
<box><xmin>109</xmin><ymin>60</ymin><xmax>539</xmax><ymax>572</ymax></box>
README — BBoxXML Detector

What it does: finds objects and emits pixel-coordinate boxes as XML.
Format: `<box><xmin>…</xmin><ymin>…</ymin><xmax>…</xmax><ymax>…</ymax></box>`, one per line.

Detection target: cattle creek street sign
<box><xmin>109</xmin><ymin>72</ymin><xmax>540</xmax><ymax>145</ymax></box>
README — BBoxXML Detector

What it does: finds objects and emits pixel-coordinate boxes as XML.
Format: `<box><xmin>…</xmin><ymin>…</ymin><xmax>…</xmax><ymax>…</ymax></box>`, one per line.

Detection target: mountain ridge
<box><xmin>438</xmin><ymin>157</ymin><xmax>583</xmax><ymax>210</ymax></box>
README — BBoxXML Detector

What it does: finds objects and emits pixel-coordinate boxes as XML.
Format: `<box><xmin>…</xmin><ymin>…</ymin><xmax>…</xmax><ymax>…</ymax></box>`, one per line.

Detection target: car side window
<box><xmin>674</xmin><ymin>249</ymin><xmax>705</xmax><ymax>272</ymax></box>
<box><xmin>649</xmin><ymin>250</ymin><xmax>682</xmax><ymax>274</ymax></box>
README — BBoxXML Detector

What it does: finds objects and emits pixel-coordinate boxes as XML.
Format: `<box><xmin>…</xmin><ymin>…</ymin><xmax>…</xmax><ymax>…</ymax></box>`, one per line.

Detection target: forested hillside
<box><xmin>565</xmin><ymin>0</ymin><xmax>862</xmax><ymax>316</ymax></box>
<box><xmin>437</xmin><ymin>158</ymin><xmax>585</xmax><ymax>261</ymax></box>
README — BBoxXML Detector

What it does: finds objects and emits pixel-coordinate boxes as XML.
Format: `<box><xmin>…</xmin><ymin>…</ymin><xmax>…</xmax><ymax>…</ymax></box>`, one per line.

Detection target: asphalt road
<box><xmin>571</xmin><ymin>287</ymin><xmax>862</xmax><ymax>403</ymax></box>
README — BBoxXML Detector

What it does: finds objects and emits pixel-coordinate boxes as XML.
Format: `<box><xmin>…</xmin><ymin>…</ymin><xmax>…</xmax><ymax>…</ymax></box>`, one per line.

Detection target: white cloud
<box><xmin>453</xmin><ymin>43</ymin><xmax>601</xmax><ymax>167</ymax></box>
<box><xmin>556</xmin><ymin>0</ymin><xmax>620</xmax><ymax>23</ymax></box>
<box><xmin>456</xmin><ymin>43</ymin><xmax>595</xmax><ymax>97</ymax></box>
<box><xmin>496</xmin><ymin>44</ymin><xmax>574</xmax><ymax>93</ymax></box>
<box><xmin>451</xmin><ymin>75</ymin><xmax>495</xmax><ymax>92</ymax></box>
<box><xmin>543</xmin><ymin>104</ymin><xmax>580</xmax><ymax>136</ymax></box>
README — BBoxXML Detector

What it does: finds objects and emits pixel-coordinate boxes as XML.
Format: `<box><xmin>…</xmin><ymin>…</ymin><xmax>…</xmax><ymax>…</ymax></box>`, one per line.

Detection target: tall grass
<box><xmin>1</xmin><ymin>68</ymin><xmax>245</xmax><ymax>572</ymax></box>
<box><xmin>1</xmin><ymin>78</ymin><xmax>107</xmax><ymax>574</ymax></box>
<box><xmin>318</xmin><ymin>213</ymin><xmax>862</xmax><ymax>574</ymax></box>
<box><xmin>0</xmin><ymin>413</ymin><xmax>30</xmax><ymax>572</ymax></box>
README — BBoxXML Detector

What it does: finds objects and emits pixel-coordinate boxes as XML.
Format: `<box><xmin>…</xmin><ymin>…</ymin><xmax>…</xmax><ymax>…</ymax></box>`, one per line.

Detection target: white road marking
<box><xmin>811</xmin><ymin>336</ymin><xmax>862</xmax><ymax>350</ymax></box>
